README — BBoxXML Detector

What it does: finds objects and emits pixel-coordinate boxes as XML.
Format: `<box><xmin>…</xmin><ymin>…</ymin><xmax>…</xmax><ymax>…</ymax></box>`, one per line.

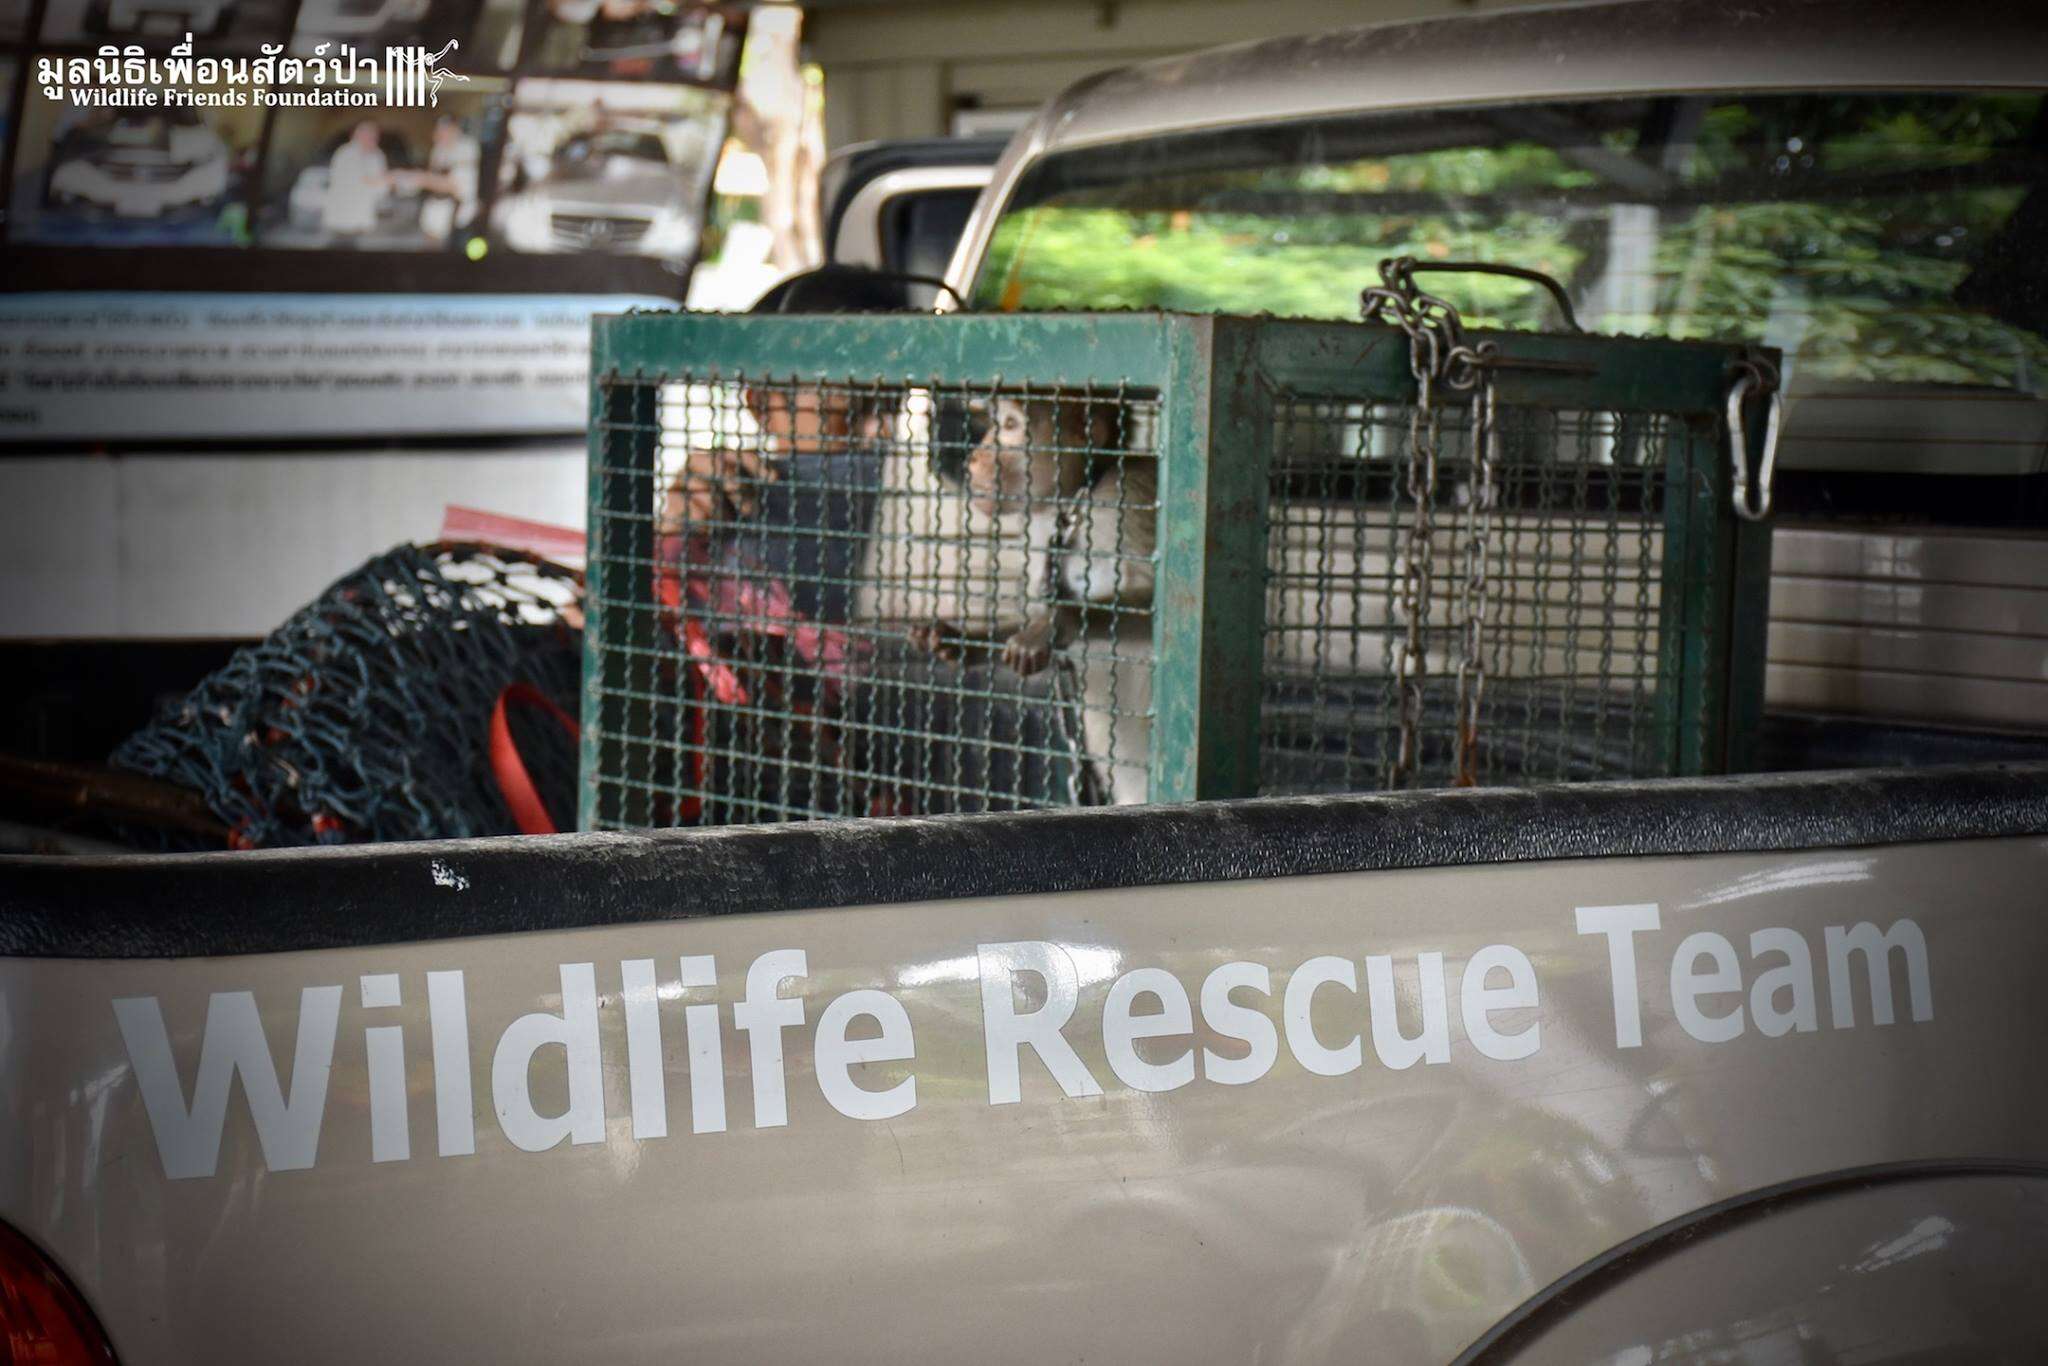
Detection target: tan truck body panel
<box><xmin>6</xmin><ymin>813</ymin><xmax>2047</xmax><ymax>1362</ymax></box>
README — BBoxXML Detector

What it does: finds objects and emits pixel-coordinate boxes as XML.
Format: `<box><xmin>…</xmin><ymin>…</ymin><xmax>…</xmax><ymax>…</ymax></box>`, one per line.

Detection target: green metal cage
<box><xmin>582</xmin><ymin>310</ymin><xmax>1771</xmax><ymax>830</ymax></box>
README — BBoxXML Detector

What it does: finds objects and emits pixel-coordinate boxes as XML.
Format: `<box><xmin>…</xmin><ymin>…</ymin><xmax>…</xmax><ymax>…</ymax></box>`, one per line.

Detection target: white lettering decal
<box><xmin>620</xmin><ymin>959</ymin><xmax>668</xmax><ymax>1141</ymax></box>
<box><xmin>426</xmin><ymin>970</ymin><xmax>475</xmax><ymax>1157</ymax></box>
<box><xmin>109</xmin><ymin>901</ymin><xmax>1943</xmax><ymax>1180</ymax></box>
<box><xmin>1102</xmin><ymin>968</ymin><xmax>1196</xmax><ymax>1093</ymax></box>
<box><xmin>1826</xmin><ymin>919</ymin><xmax>1933</xmax><ymax>1028</ymax></box>
<box><xmin>360</xmin><ymin>974</ymin><xmax>408</xmax><ymax>1163</ymax></box>
<box><xmin>1576</xmin><ymin>903</ymin><xmax>1662</xmax><ymax>1048</ymax></box>
<box><xmin>114</xmin><ymin>986</ymin><xmax>342</xmax><ymax>1180</ymax></box>
<box><xmin>977</xmin><ymin>941</ymin><xmax>1103</xmax><ymax>1104</ymax></box>
<box><xmin>733</xmin><ymin>949</ymin><xmax>807</xmax><ymax>1128</ymax></box>
<box><xmin>680</xmin><ymin>955</ymin><xmax>727</xmax><ymax>1134</ymax></box>
<box><xmin>491</xmin><ymin>962</ymin><xmax>603</xmax><ymax>1152</ymax></box>
<box><xmin>1461</xmin><ymin>945</ymin><xmax>1540</xmax><ymax>1061</ymax></box>
<box><xmin>1749</xmin><ymin>927</ymin><xmax>1819</xmax><ymax>1038</ymax></box>
<box><xmin>1365</xmin><ymin>953</ymin><xmax>1451</xmax><ymax>1070</ymax></box>
<box><xmin>1283</xmin><ymin>955</ymin><xmax>1362</xmax><ymax>1076</ymax></box>
<box><xmin>1671</xmin><ymin>932</ymin><xmax>1746</xmax><ymax>1043</ymax></box>
<box><xmin>1199</xmin><ymin>961</ymin><xmax>1278</xmax><ymax>1086</ymax></box>
<box><xmin>815</xmin><ymin>990</ymin><xmax>918</xmax><ymax>1121</ymax></box>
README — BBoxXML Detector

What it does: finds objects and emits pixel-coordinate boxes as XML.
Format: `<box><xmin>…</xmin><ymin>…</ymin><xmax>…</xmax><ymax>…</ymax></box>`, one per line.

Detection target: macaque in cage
<box><xmin>918</xmin><ymin>392</ymin><xmax>1158</xmax><ymax>803</ymax></box>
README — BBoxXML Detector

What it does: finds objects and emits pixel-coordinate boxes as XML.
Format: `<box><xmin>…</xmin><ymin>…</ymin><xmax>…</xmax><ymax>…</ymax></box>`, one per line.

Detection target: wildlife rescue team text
<box><xmin>114</xmin><ymin>905</ymin><xmax>1934</xmax><ymax>1179</ymax></box>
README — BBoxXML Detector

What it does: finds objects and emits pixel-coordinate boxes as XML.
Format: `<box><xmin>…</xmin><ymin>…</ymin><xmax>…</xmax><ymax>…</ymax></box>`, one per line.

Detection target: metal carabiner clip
<box><xmin>1725</xmin><ymin>357</ymin><xmax>1783</xmax><ymax>522</ymax></box>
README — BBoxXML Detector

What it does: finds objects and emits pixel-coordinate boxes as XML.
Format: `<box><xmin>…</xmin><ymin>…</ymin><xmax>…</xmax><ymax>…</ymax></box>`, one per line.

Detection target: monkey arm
<box><xmin>906</xmin><ymin>600</ymin><xmax>1079</xmax><ymax>675</ymax></box>
<box><xmin>912</xmin><ymin>466</ymin><xmax>1154</xmax><ymax>678</ymax></box>
<box><xmin>999</xmin><ymin>603</ymin><xmax>1084</xmax><ymax>677</ymax></box>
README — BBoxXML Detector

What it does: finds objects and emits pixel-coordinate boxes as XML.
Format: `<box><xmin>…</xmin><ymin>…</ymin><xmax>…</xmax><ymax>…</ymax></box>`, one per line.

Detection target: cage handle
<box><xmin>1725</xmin><ymin>358</ymin><xmax>1783</xmax><ymax>522</ymax></box>
<box><xmin>1398</xmin><ymin>260</ymin><xmax>1583</xmax><ymax>334</ymax></box>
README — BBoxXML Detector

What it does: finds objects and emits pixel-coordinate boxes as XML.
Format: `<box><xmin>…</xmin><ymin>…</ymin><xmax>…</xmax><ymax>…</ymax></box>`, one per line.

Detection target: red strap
<box><xmin>682</xmin><ymin>618</ymin><xmax>749</xmax><ymax>705</ymax></box>
<box><xmin>439</xmin><ymin>505</ymin><xmax>586</xmax><ymax>562</ymax></box>
<box><xmin>653</xmin><ymin>562</ymin><xmax>749</xmax><ymax>825</ymax></box>
<box><xmin>490</xmin><ymin>683</ymin><xmax>580</xmax><ymax>836</ymax></box>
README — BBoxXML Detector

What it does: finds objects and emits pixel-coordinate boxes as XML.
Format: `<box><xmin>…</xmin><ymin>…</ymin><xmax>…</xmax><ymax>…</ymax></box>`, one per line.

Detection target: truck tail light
<box><xmin>0</xmin><ymin>1221</ymin><xmax>116</xmax><ymax>1364</ymax></box>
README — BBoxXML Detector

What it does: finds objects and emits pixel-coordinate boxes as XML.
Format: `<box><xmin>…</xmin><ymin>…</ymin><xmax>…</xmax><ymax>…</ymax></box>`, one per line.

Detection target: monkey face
<box><xmin>964</xmin><ymin>398</ymin><xmax>1064</xmax><ymax>516</ymax></box>
<box><xmin>745</xmin><ymin>387</ymin><xmax>855</xmax><ymax>455</ymax></box>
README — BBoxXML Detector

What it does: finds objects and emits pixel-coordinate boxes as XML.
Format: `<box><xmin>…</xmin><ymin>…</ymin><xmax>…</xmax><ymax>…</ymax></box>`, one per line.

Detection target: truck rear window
<box><xmin>971</xmin><ymin>93</ymin><xmax>2048</xmax><ymax>397</ymax></box>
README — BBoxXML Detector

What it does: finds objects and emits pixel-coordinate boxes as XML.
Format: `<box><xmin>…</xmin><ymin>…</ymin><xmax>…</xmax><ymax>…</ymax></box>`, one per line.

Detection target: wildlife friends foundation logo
<box><xmin>382</xmin><ymin>40</ymin><xmax>469</xmax><ymax>108</ymax></box>
<box><xmin>37</xmin><ymin>37</ymin><xmax>471</xmax><ymax>110</ymax></box>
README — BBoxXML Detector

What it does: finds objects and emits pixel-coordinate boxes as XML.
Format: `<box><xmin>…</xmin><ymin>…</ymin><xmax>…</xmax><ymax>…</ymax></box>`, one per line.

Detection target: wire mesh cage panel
<box><xmin>587</xmin><ymin>353</ymin><xmax>1160</xmax><ymax>827</ymax></box>
<box><xmin>586</xmin><ymin>312</ymin><xmax>1769</xmax><ymax>830</ymax></box>
<box><xmin>1261</xmin><ymin>399</ymin><xmax>1684</xmax><ymax>793</ymax></box>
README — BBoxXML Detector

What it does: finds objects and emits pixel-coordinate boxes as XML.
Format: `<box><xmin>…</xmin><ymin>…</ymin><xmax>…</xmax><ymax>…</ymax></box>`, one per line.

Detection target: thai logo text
<box><xmin>37</xmin><ymin>35</ymin><xmax>469</xmax><ymax>109</ymax></box>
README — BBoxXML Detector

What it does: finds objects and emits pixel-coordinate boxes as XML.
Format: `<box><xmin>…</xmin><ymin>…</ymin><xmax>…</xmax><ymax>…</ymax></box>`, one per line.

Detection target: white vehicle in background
<box><xmin>494</xmin><ymin>126</ymin><xmax>699</xmax><ymax>262</ymax></box>
<box><xmin>46</xmin><ymin>111</ymin><xmax>230</xmax><ymax>219</ymax></box>
<box><xmin>92</xmin><ymin>0</ymin><xmax>232</xmax><ymax>34</ymax></box>
<box><xmin>578</xmin><ymin>5</ymin><xmax>732</xmax><ymax>83</ymax></box>
<box><xmin>290</xmin><ymin>0</ymin><xmax>430</xmax><ymax>43</ymax></box>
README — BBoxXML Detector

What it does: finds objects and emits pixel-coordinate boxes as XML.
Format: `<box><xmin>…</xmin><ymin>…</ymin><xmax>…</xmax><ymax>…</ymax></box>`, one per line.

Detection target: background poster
<box><xmin>10</xmin><ymin>88</ymin><xmax>264</xmax><ymax>247</ymax></box>
<box><xmin>1</xmin><ymin>4</ymin><xmax>748</xmax><ymax>442</ymax></box>
<box><xmin>0</xmin><ymin>292</ymin><xmax>669</xmax><ymax>439</ymax></box>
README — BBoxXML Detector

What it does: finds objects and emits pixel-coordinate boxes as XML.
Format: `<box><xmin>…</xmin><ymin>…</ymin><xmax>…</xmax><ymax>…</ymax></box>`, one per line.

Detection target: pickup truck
<box><xmin>5</xmin><ymin>1</ymin><xmax>2047</xmax><ymax>1362</ymax></box>
<box><xmin>8</xmin><ymin>767</ymin><xmax>2048</xmax><ymax>1362</ymax></box>
<box><xmin>925</xmin><ymin>0</ymin><xmax>2048</xmax><ymax>765</ymax></box>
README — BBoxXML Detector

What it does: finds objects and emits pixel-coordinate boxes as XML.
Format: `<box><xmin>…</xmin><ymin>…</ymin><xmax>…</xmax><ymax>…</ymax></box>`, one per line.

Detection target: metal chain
<box><xmin>1391</xmin><ymin>364</ymin><xmax>1438</xmax><ymax>787</ymax></box>
<box><xmin>1361</xmin><ymin>257</ymin><xmax>1499</xmax><ymax>788</ymax></box>
<box><xmin>1453</xmin><ymin>379</ymin><xmax>1498</xmax><ymax>787</ymax></box>
<box><xmin>1047</xmin><ymin>652</ymin><xmax>1105</xmax><ymax>805</ymax></box>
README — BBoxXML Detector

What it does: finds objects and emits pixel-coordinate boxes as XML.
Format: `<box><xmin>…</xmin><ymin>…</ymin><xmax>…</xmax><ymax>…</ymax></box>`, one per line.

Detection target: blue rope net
<box><xmin>111</xmin><ymin>542</ymin><xmax>582</xmax><ymax>849</ymax></box>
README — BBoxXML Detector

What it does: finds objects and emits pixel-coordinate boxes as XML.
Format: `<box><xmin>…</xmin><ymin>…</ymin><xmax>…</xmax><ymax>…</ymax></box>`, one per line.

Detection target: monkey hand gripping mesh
<box><xmin>110</xmin><ymin>542</ymin><xmax>582</xmax><ymax>848</ymax></box>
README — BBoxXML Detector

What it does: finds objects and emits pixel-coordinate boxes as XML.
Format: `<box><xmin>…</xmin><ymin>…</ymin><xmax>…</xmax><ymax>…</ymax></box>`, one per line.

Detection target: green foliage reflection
<box><xmin>972</xmin><ymin>94</ymin><xmax>2046</xmax><ymax>393</ymax></box>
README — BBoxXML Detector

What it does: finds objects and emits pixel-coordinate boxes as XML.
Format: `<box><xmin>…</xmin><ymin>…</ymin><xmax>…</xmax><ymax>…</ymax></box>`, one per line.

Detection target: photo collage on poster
<box><xmin>3</xmin><ymin>0</ymin><xmax>744</xmax><ymax>271</ymax></box>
